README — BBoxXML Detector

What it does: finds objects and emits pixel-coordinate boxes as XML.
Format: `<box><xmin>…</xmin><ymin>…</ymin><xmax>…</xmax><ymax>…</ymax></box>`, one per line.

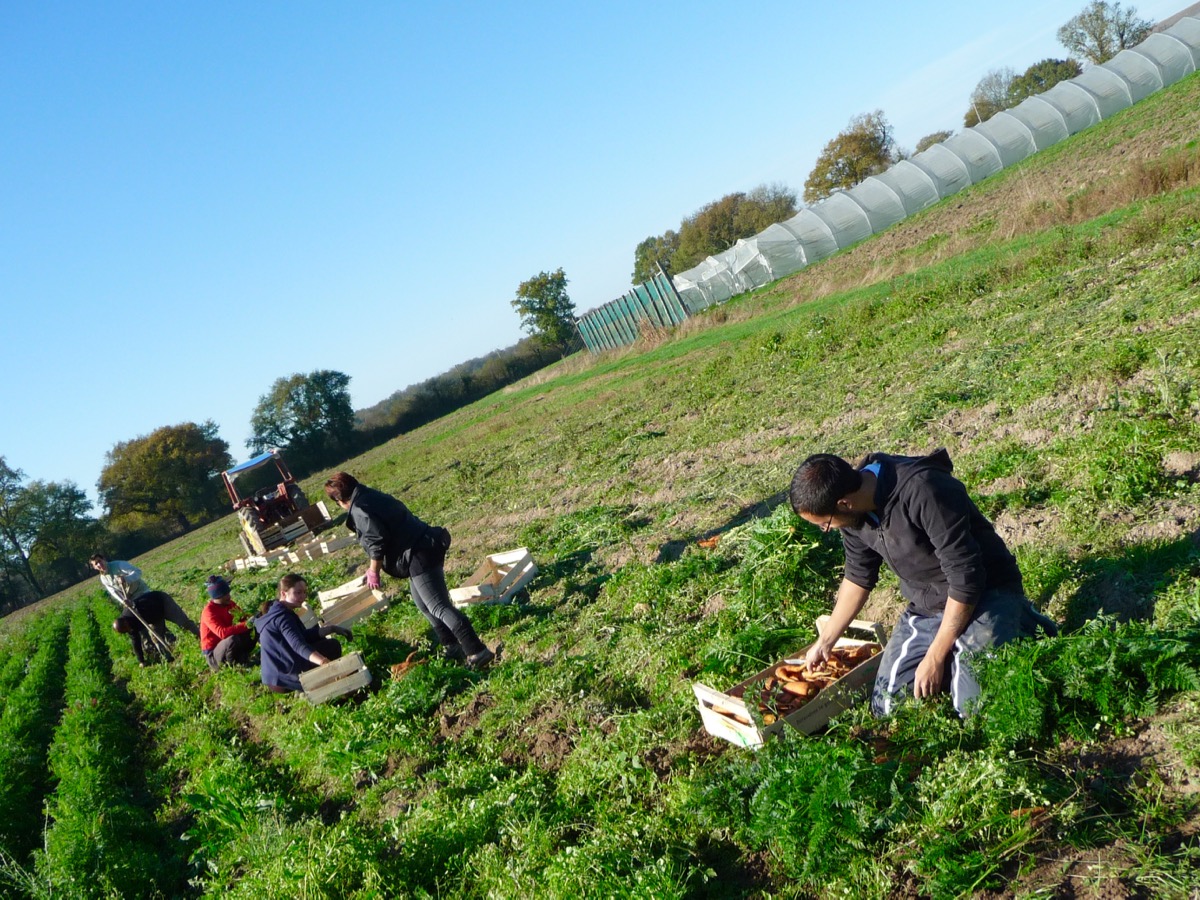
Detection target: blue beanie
<box><xmin>206</xmin><ymin>575</ymin><xmax>231</xmax><ymax>599</ymax></box>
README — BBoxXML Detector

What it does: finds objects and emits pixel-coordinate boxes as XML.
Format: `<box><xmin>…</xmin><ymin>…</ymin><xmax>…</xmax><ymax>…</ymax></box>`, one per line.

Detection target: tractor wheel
<box><xmin>238</xmin><ymin>508</ymin><xmax>268</xmax><ymax>556</ymax></box>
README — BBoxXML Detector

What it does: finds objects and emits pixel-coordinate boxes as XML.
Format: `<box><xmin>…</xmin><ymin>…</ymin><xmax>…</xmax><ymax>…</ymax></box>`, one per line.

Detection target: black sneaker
<box><xmin>466</xmin><ymin>647</ymin><xmax>495</xmax><ymax>670</ymax></box>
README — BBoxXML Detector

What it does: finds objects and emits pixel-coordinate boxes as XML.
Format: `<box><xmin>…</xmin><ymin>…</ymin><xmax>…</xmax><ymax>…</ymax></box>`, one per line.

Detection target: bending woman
<box><xmin>324</xmin><ymin>471</ymin><xmax>497</xmax><ymax>669</ymax></box>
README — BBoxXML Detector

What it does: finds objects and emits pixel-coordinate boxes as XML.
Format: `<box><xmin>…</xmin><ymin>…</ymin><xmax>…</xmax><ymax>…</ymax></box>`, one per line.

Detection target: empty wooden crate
<box><xmin>300</xmin><ymin>650</ymin><xmax>372</xmax><ymax>705</ymax></box>
<box><xmin>294</xmin><ymin>603</ymin><xmax>320</xmax><ymax>629</ymax></box>
<box><xmin>449</xmin><ymin>547</ymin><xmax>537</xmax><ymax>607</ymax></box>
<box><xmin>316</xmin><ymin>577</ymin><xmax>389</xmax><ymax>629</ymax></box>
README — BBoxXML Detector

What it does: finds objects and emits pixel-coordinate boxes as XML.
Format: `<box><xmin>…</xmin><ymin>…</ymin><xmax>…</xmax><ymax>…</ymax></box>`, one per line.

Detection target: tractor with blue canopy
<box><xmin>221</xmin><ymin>450</ymin><xmax>331</xmax><ymax>556</ymax></box>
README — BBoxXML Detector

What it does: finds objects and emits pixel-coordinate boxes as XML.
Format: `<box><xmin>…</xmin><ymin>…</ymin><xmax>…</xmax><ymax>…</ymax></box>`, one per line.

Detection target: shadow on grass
<box><xmin>689</xmin><ymin>837</ymin><xmax>772</xmax><ymax>899</ymax></box>
<box><xmin>655</xmin><ymin>490</ymin><xmax>791</xmax><ymax>564</ymax></box>
<box><xmin>530</xmin><ymin>548</ymin><xmax>613</xmax><ymax>608</ymax></box>
<box><xmin>354</xmin><ymin>632</ymin><xmax>420</xmax><ymax>671</ymax></box>
<box><xmin>1046</xmin><ymin>530</ymin><xmax>1200</xmax><ymax>632</ymax></box>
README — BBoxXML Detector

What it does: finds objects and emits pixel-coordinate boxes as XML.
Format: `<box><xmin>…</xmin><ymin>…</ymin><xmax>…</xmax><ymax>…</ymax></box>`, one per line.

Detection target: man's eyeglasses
<box><xmin>821</xmin><ymin>512</ymin><xmax>835</xmax><ymax>533</ymax></box>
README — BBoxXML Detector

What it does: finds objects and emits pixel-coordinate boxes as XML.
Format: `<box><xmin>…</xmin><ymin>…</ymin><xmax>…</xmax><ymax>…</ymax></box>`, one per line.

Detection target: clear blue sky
<box><xmin>1</xmin><ymin>0</ymin><xmax>1186</xmax><ymax>507</ymax></box>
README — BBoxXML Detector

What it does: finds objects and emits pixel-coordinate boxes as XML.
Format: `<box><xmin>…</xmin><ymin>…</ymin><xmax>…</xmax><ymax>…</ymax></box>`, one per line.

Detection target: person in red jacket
<box><xmin>199</xmin><ymin>575</ymin><xmax>256</xmax><ymax>671</ymax></box>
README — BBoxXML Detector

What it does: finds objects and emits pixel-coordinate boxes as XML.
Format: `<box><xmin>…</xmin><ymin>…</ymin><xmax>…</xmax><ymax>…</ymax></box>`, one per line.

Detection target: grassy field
<box><xmin>3</xmin><ymin>72</ymin><xmax>1200</xmax><ymax>899</ymax></box>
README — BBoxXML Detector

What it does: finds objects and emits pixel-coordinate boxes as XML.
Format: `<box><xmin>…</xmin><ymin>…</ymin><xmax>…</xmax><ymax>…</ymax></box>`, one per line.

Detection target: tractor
<box><xmin>221</xmin><ymin>450</ymin><xmax>330</xmax><ymax>557</ymax></box>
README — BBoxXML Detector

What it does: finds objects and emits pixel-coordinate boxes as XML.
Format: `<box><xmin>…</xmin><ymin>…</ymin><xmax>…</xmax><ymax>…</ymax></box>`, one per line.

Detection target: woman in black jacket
<box><xmin>324</xmin><ymin>471</ymin><xmax>497</xmax><ymax>669</ymax></box>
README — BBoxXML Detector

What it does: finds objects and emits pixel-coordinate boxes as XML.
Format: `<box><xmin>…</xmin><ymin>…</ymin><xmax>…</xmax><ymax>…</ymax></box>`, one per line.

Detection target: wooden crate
<box><xmin>294</xmin><ymin>603</ymin><xmax>320</xmax><ymax>629</ymax></box>
<box><xmin>320</xmin><ymin>586</ymin><xmax>389</xmax><ymax>629</ymax></box>
<box><xmin>449</xmin><ymin>547</ymin><xmax>537</xmax><ymax>607</ymax></box>
<box><xmin>299</xmin><ymin>533</ymin><xmax>356</xmax><ymax>560</ymax></box>
<box><xmin>693</xmin><ymin>617</ymin><xmax>888</xmax><ymax>749</ymax></box>
<box><xmin>231</xmin><ymin>555</ymin><xmax>270</xmax><ymax>572</ymax></box>
<box><xmin>299</xmin><ymin>501</ymin><xmax>332</xmax><ymax>532</ymax></box>
<box><xmin>300</xmin><ymin>651</ymin><xmax>372</xmax><ymax>705</ymax></box>
<box><xmin>318</xmin><ymin>576</ymin><xmax>368</xmax><ymax>607</ymax></box>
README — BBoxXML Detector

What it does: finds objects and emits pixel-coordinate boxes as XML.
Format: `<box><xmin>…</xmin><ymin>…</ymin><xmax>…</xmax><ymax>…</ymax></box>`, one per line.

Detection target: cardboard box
<box><xmin>449</xmin><ymin>547</ymin><xmax>537</xmax><ymax>607</ymax></box>
<box><xmin>693</xmin><ymin>617</ymin><xmax>888</xmax><ymax>749</ymax></box>
<box><xmin>300</xmin><ymin>650</ymin><xmax>372</xmax><ymax>705</ymax></box>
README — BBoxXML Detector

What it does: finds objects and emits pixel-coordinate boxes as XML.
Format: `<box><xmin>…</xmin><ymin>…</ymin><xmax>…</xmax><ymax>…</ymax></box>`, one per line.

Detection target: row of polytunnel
<box><xmin>662</xmin><ymin>15</ymin><xmax>1200</xmax><ymax>314</ymax></box>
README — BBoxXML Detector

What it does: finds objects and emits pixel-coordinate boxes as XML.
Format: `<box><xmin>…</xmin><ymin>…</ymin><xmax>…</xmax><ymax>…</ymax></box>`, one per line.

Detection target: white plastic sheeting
<box><xmin>781</xmin><ymin>210</ymin><xmax>838</xmax><ymax>263</ymax></box>
<box><xmin>870</xmin><ymin>161</ymin><xmax>942</xmax><ymax>215</ymax></box>
<box><xmin>672</xmin><ymin>16</ymin><xmax>1200</xmax><ymax>312</ymax></box>
<box><xmin>909</xmin><ymin>144</ymin><xmax>973</xmax><ymax>199</ymax></box>
<box><xmin>1004</xmin><ymin>97</ymin><xmax>1070</xmax><ymax>151</ymax></box>
<box><xmin>811</xmin><ymin>192</ymin><xmax>873</xmax><ymax>248</ymax></box>
<box><xmin>1037</xmin><ymin>81</ymin><xmax>1102</xmax><ymax>134</ymax></box>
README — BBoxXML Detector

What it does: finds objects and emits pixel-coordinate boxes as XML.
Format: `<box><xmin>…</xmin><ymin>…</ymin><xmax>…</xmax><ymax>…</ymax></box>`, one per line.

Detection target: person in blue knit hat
<box><xmin>199</xmin><ymin>575</ymin><xmax>256</xmax><ymax>671</ymax></box>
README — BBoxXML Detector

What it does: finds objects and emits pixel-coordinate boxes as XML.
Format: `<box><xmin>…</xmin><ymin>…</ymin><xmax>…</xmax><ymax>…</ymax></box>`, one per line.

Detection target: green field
<box><xmin>2</xmin><ymin>71</ymin><xmax>1200</xmax><ymax>899</ymax></box>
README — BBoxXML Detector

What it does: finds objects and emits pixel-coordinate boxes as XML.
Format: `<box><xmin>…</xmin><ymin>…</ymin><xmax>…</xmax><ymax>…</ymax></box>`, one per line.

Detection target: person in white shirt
<box><xmin>89</xmin><ymin>554</ymin><xmax>199</xmax><ymax>662</ymax></box>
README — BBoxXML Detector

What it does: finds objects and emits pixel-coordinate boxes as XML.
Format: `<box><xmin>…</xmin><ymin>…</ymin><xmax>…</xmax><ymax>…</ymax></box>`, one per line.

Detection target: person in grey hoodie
<box><xmin>788</xmin><ymin>449</ymin><xmax>1057</xmax><ymax>717</ymax></box>
<box><xmin>323</xmin><ymin>471</ymin><xmax>498</xmax><ymax>670</ymax></box>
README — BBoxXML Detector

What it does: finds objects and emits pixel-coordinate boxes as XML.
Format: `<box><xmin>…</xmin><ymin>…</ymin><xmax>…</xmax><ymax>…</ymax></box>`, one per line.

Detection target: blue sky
<box><xmin>1</xmin><ymin>0</ymin><xmax>1187</xmax><ymax>507</ymax></box>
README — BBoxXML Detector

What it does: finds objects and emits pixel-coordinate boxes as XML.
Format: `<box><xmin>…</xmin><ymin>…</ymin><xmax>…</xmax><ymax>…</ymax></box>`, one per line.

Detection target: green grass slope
<box><xmin>3</xmin><ymin>72</ymin><xmax>1200</xmax><ymax>899</ymax></box>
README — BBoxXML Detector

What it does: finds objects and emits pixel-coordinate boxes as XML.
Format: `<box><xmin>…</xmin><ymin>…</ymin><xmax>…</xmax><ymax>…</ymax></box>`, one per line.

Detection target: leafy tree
<box><xmin>0</xmin><ymin>457</ymin><xmax>42</xmax><ymax>597</ymax></box>
<box><xmin>1057</xmin><ymin>1</ymin><xmax>1152</xmax><ymax>65</ymax></box>
<box><xmin>915</xmin><ymin>130</ymin><xmax>954</xmax><ymax>153</ymax></box>
<box><xmin>98</xmin><ymin>421</ymin><xmax>232</xmax><ymax>535</ymax></box>
<box><xmin>803</xmin><ymin>110</ymin><xmax>896</xmax><ymax>204</ymax></box>
<box><xmin>248</xmin><ymin>370</ymin><xmax>355</xmax><ymax>471</ymax></box>
<box><xmin>0</xmin><ymin>456</ymin><xmax>102</xmax><ymax>604</ymax></box>
<box><xmin>511</xmin><ymin>268</ymin><xmax>577</xmax><ymax>350</ymax></box>
<box><xmin>668</xmin><ymin>184</ymin><xmax>799</xmax><ymax>274</ymax></box>
<box><xmin>963</xmin><ymin>67</ymin><xmax>1017</xmax><ymax>127</ymax></box>
<box><xmin>632</xmin><ymin>230</ymin><xmax>680</xmax><ymax>284</ymax></box>
<box><xmin>1008</xmin><ymin>58</ymin><xmax>1083</xmax><ymax>104</ymax></box>
<box><xmin>736</xmin><ymin>183</ymin><xmax>799</xmax><ymax>234</ymax></box>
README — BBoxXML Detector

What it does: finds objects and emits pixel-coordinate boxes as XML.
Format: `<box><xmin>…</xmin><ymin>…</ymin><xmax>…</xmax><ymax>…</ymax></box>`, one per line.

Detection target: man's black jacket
<box><xmin>841</xmin><ymin>449</ymin><xmax>1022</xmax><ymax>616</ymax></box>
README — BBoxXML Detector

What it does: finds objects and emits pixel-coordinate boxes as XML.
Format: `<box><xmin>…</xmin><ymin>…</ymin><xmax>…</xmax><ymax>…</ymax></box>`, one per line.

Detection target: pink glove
<box><xmin>365</xmin><ymin>569</ymin><xmax>381</xmax><ymax>590</ymax></box>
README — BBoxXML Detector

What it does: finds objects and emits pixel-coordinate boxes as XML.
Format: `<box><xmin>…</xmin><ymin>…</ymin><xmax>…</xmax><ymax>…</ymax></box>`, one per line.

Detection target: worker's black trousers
<box><xmin>406</xmin><ymin>541</ymin><xmax>487</xmax><ymax>657</ymax></box>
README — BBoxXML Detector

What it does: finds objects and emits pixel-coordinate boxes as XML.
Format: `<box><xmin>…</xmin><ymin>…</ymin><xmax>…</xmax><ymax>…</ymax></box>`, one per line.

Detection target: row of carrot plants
<box><xmin>26</xmin><ymin>605</ymin><xmax>181</xmax><ymax>897</ymax></box>
<box><xmin>0</xmin><ymin>608</ymin><xmax>64</xmax><ymax>721</ymax></box>
<box><xmin>0</xmin><ymin>611</ymin><xmax>70</xmax><ymax>872</ymax></box>
<box><xmin>85</xmin><ymin>592</ymin><xmax>351</xmax><ymax>897</ymax></box>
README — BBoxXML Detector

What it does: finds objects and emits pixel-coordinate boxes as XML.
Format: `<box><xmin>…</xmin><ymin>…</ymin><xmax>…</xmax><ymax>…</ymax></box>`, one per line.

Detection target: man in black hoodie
<box><xmin>789</xmin><ymin>449</ymin><xmax>1056</xmax><ymax>717</ymax></box>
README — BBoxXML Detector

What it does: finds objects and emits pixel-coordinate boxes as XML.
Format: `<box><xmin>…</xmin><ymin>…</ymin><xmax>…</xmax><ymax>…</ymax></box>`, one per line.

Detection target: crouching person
<box><xmin>789</xmin><ymin>449</ymin><xmax>1058</xmax><ymax>718</ymax></box>
<box><xmin>90</xmin><ymin>553</ymin><xmax>200</xmax><ymax>642</ymax></box>
<box><xmin>200</xmin><ymin>575</ymin><xmax>256</xmax><ymax>671</ymax></box>
<box><xmin>112</xmin><ymin>595</ymin><xmax>173</xmax><ymax>666</ymax></box>
<box><xmin>254</xmin><ymin>573</ymin><xmax>349</xmax><ymax>694</ymax></box>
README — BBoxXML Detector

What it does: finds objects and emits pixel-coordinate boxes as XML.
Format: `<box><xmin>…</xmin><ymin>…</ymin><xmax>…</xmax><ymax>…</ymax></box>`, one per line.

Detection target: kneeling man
<box><xmin>789</xmin><ymin>449</ymin><xmax>1057</xmax><ymax>717</ymax></box>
